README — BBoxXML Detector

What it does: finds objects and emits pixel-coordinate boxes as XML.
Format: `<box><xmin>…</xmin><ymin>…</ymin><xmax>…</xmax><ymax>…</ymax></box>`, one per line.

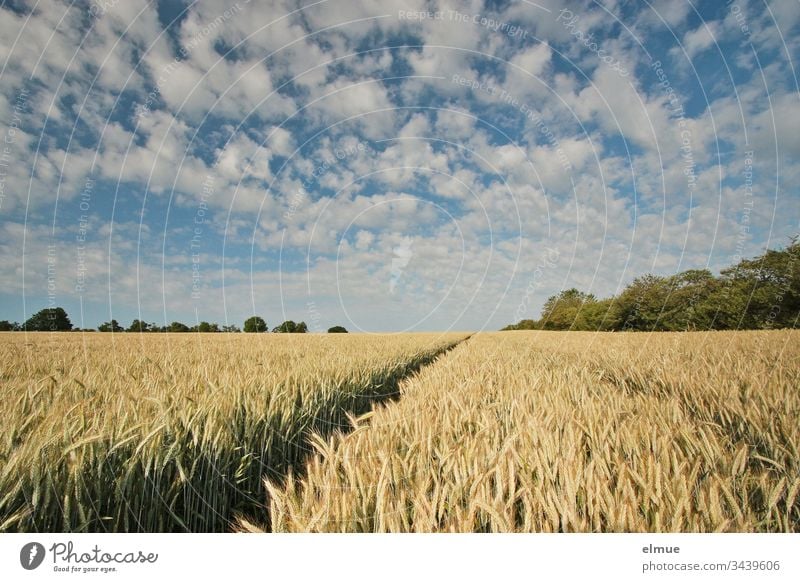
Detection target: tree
<box><xmin>614</xmin><ymin>275</ymin><xmax>671</xmax><ymax>331</ymax></box>
<box><xmin>168</xmin><ymin>321</ymin><xmax>190</xmax><ymax>332</ymax></box>
<box><xmin>272</xmin><ymin>320</ymin><xmax>307</xmax><ymax>333</ymax></box>
<box><xmin>581</xmin><ymin>297</ymin><xmax>619</xmax><ymax>331</ymax></box>
<box><xmin>195</xmin><ymin>321</ymin><xmax>219</xmax><ymax>332</ymax></box>
<box><xmin>500</xmin><ymin>319</ymin><xmax>538</xmax><ymax>331</ymax></box>
<box><xmin>128</xmin><ymin>319</ymin><xmax>150</xmax><ymax>332</ymax></box>
<box><xmin>272</xmin><ymin>320</ymin><xmax>296</xmax><ymax>333</ymax></box>
<box><xmin>98</xmin><ymin>319</ymin><xmax>123</xmax><ymax>332</ymax></box>
<box><xmin>660</xmin><ymin>269</ymin><xmax>717</xmax><ymax>330</ymax></box>
<box><xmin>23</xmin><ymin>307</ymin><xmax>73</xmax><ymax>331</ymax></box>
<box><xmin>327</xmin><ymin>325</ymin><xmax>348</xmax><ymax>333</ymax></box>
<box><xmin>716</xmin><ymin>239</ymin><xmax>800</xmax><ymax>329</ymax></box>
<box><xmin>243</xmin><ymin>316</ymin><xmax>267</xmax><ymax>333</ymax></box>
<box><xmin>222</xmin><ymin>324</ymin><xmax>240</xmax><ymax>333</ymax></box>
<box><xmin>0</xmin><ymin>320</ymin><xmax>19</xmax><ymax>331</ymax></box>
<box><xmin>540</xmin><ymin>289</ymin><xmax>597</xmax><ymax>330</ymax></box>
<box><xmin>500</xmin><ymin>237</ymin><xmax>800</xmax><ymax>332</ymax></box>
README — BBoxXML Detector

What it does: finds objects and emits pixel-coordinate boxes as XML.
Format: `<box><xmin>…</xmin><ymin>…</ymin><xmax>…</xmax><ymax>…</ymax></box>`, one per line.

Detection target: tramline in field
<box><xmin>255</xmin><ymin>331</ymin><xmax>800</xmax><ymax>532</ymax></box>
<box><xmin>1</xmin><ymin>330</ymin><xmax>797</xmax><ymax>533</ymax></box>
<box><xmin>0</xmin><ymin>332</ymin><xmax>466</xmax><ymax>532</ymax></box>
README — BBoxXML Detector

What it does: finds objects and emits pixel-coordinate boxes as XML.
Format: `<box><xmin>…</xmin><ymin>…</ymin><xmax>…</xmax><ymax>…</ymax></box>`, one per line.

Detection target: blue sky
<box><xmin>0</xmin><ymin>0</ymin><xmax>798</xmax><ymax>331</ymax></box>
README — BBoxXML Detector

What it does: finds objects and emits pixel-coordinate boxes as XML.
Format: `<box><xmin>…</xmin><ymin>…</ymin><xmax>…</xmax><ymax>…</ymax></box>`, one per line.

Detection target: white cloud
<box><xmin>680</xmin><ymin>21</ymin><xmax>722</xmax><ymax>60</ymax></box>
<box><xmin>1</xmin><ymin>0</ymin><xmax>797</xmax><ymax>330</ymax></box>
<box><xmin>509</xmin><ymin>42</ymin><xmax>552</xmax><ymax>77</ymax></box>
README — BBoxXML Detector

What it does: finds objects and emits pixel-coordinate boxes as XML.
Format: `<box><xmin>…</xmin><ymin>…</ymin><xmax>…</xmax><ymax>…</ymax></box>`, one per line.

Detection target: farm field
<box><xmin>0</xmin><ymin>331</ymin><xmax>466</xmax><ymax>532</ymax></box>
<box><xmin>1</xmin><ymin>330</ymin><xmax>798</xmax><ymax>533</ymax></box>
<box><xmin>257</xmin><ymin>330</ymin><xmax>800</xmax><ymax>533</ymax></box>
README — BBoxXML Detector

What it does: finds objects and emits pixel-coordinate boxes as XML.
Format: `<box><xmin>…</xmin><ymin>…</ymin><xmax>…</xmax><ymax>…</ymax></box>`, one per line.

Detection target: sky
<box><xmin>0</xmin><ymin>0</ymin><xmax>798</xmax><ymax>332</ymax></box>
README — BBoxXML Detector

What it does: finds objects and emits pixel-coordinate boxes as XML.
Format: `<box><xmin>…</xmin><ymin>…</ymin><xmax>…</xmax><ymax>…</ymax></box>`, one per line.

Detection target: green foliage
<box><xmin>501</xmin><ymin>319</ymin><xmax>539</xmax><ymax>331</ymax></box>
<box><xmin>715</xmin><ymin>241</ymin><xmax>800</xmax><ymax>329</ymax></box>
<box><xmin>195</xmin><ymin>322</ymin><xmax>220</xmax><ymax>333</ymax></box>
<box><xmin>272</xmin><ymin>320</ymin><xmax>308</xmax><ymax>333</ymax></box>
<box><xmin>615</xmin><ymin>274</ymin><xmax>671</xmax><ymax>331</ymax></box>
<box><xmin>503</xmin><ymin>239</ymin><xmax>800</xmax><ymax>332</ymax></box>
<box><xmin>128</xmin><ymin>319</ymin><xmax>150</xmax><ymax>332</ymax></box>
<box><xmin>23</xmin><ymin>307</ymin><xmax>73</xmax><ymax>331</ymax></box>
<box><xmin>273</xmin><ymin>320</ymin><xmax>296</xmax><ymax>333</ymax></box>
<box><xmin>243</xmin><ymin>316</ymin><xmax>267</xmax><ymax>333</ymax></box>
<box><xmin>328</xmin><ymin>326</ymin><xmax>348</xmax><ymax>333</ymax></box>
<box><xmin>168</xmin><ymin>321</ymin><xmax>190</xmax><ymax>333</ymax></box>
<box><xmin>582</xmin><ymin>298</ymin><xmax>619</xmax><ymax>331</ymax></box>
<box><xmin>540</xmin><ymin>289</ymin><xmax>596</xmax><ymax>330</ymax></box>
<box><xmin>98</xmin><ymin>320</ymin><xmax>123</xmax><ymax>332</ymax></box>
<box><xmin>0</xmin><ymin>320</ymin><xmax>19</xmax><ymax>331</ymax></box>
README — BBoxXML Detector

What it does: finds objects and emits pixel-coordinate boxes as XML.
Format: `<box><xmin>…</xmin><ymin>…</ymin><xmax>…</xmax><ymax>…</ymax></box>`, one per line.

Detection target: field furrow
<box><xmin>261</xmin><ymin>331</ymin><xmax>800</xmax><ymax>532</ymax></box>
<box><xmin>0</xmin><ymin>332</ymin><xmax>467</xmax><ymax>532</ymax></box>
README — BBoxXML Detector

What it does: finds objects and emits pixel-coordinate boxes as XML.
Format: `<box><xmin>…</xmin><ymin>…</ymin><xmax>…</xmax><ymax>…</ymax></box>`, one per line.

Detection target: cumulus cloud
<box><xmin>0</xmin><ymin>0</ymin><xmax>796</xmax><ymax>330</ymax></box>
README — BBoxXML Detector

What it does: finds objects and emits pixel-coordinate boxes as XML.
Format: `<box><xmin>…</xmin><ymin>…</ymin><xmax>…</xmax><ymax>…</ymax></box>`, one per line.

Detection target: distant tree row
<box><xmin>97</xmin><ymin>320</ymin><xmax>242</xmax><ymax>333</ymax></box>
<box><xmin>0</xmin><ymin>311</ymin><xmax>348</xmax><ymax>334</ymax></box>
<box><xmin>503</xmin><ymin>238</ymin><xmax>800</xmax><ymax>332</ymax></box>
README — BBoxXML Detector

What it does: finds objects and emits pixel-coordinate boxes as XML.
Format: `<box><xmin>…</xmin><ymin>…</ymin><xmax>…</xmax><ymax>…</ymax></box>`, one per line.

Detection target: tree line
<box><xmin>0</xmin><ymin>311</ymin><xmax>348</xmax><ymax>334</ymax></box>
<box><xmin>503</xmin><ymin>238</ymin><xmax>799</xmax><ymax>332</ymax></box>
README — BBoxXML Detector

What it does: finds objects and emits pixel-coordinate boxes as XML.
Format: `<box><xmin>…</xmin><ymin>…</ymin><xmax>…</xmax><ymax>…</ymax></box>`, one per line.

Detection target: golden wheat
<box><xmin>262</xmin><ymin>330</ymin><xmax>800</xmax><ymax>532</ymax></box>
<box><xmin>0</xmin><ymin>331</ymin><xmax>466</xmax><ymax>532</ymax></box>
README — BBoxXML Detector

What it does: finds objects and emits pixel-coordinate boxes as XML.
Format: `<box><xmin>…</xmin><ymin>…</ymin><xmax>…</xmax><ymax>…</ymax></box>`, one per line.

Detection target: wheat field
<box><xmin>0</xmin><ymin>331</ymin><xmax>466</xmax><ymax>532</ymax></box>
<box><xmin>1</xmin><ymin>330</ymin><xmax>797</xmax><ymax>533</ymax></box>
<box><xmin>256</xmin><ymin>331</ymin><xmax>800</xmax><ymax>532</ymax></box>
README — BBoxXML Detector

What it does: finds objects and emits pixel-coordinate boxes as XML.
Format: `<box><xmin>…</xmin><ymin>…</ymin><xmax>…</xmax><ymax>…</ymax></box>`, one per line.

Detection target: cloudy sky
<box><xmin>0</xmin><ymin>0</ymin><xmax>798</xmax><ymax>332</ymax></box>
